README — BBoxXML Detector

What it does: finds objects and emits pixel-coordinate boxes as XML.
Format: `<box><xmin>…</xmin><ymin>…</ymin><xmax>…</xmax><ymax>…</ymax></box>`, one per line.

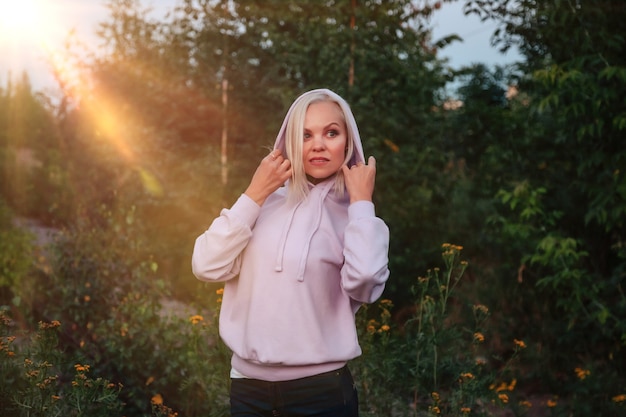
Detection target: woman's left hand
<box><xmin>341</xmin><ymin>156</ymin><xmax>376</xmax><ymax>203</ymax></box>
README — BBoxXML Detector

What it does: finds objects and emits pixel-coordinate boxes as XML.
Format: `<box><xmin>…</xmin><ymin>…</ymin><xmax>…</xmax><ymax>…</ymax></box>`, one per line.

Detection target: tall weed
<box><xmin>354</xmin><ymin>244</ymin><xmax>527</xmax><ymax>417</ymax></box>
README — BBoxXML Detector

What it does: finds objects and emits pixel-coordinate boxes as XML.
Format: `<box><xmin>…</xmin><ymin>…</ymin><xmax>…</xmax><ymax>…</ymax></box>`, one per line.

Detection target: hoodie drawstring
<box><xmin>274</xmin><ymin>182</ymin><xmax>333</xmax><ymax>281</ymax></box>
<box><xmin>274</xmin><ymin>200</ymin><xmax>301</xmax><ymax>272</ymax></box>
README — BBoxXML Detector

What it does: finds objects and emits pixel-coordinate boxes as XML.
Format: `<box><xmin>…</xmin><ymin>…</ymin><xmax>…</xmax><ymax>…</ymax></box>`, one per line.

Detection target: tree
<box><xmin>463</xmin><ymin>0</ymin><xmax>626</xmax><ymax>409</ymax></box>
<box><xmin>0</xmin><ymin>72</ymin><xmax>64</xmax><ymax>221</ymax></box>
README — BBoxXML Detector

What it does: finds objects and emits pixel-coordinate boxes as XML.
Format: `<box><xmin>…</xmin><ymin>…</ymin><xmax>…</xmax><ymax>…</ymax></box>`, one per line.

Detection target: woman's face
<box><xmin>302</xmin><ymin>101</ymin><xmax>348</xmax><ymax>183</ymax></box>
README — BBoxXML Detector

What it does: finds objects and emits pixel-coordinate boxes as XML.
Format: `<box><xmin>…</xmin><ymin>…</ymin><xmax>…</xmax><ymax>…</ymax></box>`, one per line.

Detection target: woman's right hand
<box><xmin>244</xmin><ymin>149</ymin><xmax>292</xmax><ymax>206</ymax></box>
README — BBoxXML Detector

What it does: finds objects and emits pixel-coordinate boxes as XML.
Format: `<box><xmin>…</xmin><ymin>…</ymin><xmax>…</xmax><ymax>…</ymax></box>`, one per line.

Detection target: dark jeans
<box><xmin>230</xmin><ymin>366</ymin><xmax>359</xmax><ymax>417</ymax></box>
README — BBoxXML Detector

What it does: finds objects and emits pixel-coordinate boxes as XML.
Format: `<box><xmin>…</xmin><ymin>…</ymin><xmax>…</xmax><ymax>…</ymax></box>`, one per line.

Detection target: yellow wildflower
<box><xmin>151</xmin><ymin>393</ymin><xmax>164</xmax><ymax>404</ymax></box>
<box><xmin>473</xmin><ymin>304</ymin><xmax>489</xmax><ymax>315</ymax></box>
<box><xmin>379</xmin><ymin>299</ymin><xmax>393</xmax><ymax>307</ymax></box>
<box><xmin>379</xmin><ymin>324</ymin><xmax>390</xmax><ymax>332</ymax></box>
<box><xmin>39</xmin><ymin>320</ymin><xmax>61</xmax><ymax>330</ymax></box>
<box><xmin>461</xmin><ymin>407</ymin><xmax>471</xmax><ymax>414</ymax></box>
<box><xmin>473</xmin><ymin>332</ymin><xmax>485</xmax><ymax>343</ymax></box>
<box><xmin>74</xmin><ymin>364</ymin><xmax>90</xmax><ymax>372</ymax></box>
<box><xmin>189</xmin><ymin>315</ymin><xmax>204</xmax><ymax>325</ymax></box>
<box><xmin>431</xmin><ymin>392</ymin><xmax>440</xmax><ymax>402</ymax></box>
<box><xmin>493</xmin><ymin>382</ymin><xmax>508</xmax><ymax>392</ymax></box>
<box><xmin>84</xmin><ymin>295</ymin><xmax>91</xmax><ymax>302</ymax></box>
<box><xmin>513</xmin><ymin>339</ymin><xmax>526</xmax><ymax>349</ymax></box>
<box><xmin>216</xmin><ymin>288</ymin><xmax>224</xmax><ymax>295</ymax></box>
<box><xmin>431</xmin><ymin>406</ymin><xmax>441</xmax><ymax>414</ymax></box>
<box><xmin>574</xmin><ymin>367</ymin><xmax>590</xmax><ymax>380</ymax></box>
<box><xmin>74</xmin><ymin>364</ymin><xmax>90</xmax><ymax>373</ymax></box>
<box><xmin>367</xmin><ymin>319</ymin><xmax>378</xmax><ymax>335</ymax></box>
<box><xmin>146</xmin><ymin>376</ymin><xmax>155</xmax><ymax>386</ymax></box>
<box><xmin>612</xmin><ymin>394</ymin><xmax>626</xmax><ymax>403</ymax></box>
<box><xmin>547</xmin><ymin>399</ymin><xmax>557</xmax><ymax>407</ymax></box>
<box><xmin>460</xmin><ymin>372</ymin><xmax>474</xmax><ymax>380</ymax></box>
<box><xmin>498</xmin><ymin>393</ymin><xmax>509</xmax><ymax>404</ymax></box>
<box><xmin>519</xmin><ymin>400</ymin><xmax>532</xmax><ymax>408</ymax></box>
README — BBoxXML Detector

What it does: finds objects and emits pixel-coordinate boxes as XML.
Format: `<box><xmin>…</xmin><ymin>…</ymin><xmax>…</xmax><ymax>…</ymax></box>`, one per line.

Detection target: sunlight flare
<box><xmin>0</xmin><ymin>0</ymin><xmax>46</xmax><ymax>39</ymax></box>
<box><xmin>0</xmin><ymin>0</ymin><xmax>63</xmax><ymax>58</ymax></box>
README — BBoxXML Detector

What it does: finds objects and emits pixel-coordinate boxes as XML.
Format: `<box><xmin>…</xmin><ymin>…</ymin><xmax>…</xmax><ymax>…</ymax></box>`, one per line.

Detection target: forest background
<box><xmin>0</xmin><ymin>0</ymin><xmax>624</xmax><ymax>416</ymax></box>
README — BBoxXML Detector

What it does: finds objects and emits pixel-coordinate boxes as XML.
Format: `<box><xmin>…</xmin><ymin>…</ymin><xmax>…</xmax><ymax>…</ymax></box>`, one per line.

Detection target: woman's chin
<box><xmin>306</xmin><ymin>173</ymin><xmax>336</xmax><ymax>184</ymax></box>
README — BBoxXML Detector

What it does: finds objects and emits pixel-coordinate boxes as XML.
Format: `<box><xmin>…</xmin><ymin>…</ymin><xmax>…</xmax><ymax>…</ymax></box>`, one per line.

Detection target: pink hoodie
<box><xmin>192</xmin><ymin>89</ymin><xmax>390</xmax><ymax>381</ymax></box>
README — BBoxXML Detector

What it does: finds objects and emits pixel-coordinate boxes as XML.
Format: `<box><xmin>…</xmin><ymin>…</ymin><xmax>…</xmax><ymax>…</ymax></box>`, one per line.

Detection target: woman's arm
<box><xmin>341</xmin><ymin>200</ymin><xmax>390</xmax><ymax>303</ymax></box>
<box><xmin>192</xmin><ymin>149</ymin><xmax>291</xmax><ymax>281</ymax></box>
<box><xmin>340</xmin><ymin>156</ymin><xmax>390</xmax><ymax>302</ymax></box>
<box><xmin>191</xmin><ymin>194</ymin><xmax>260</xmax><ymax>282</ymax></box>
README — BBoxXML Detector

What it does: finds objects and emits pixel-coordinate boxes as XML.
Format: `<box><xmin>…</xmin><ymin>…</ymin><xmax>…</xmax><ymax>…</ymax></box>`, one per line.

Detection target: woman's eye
<box><xmin>303</xmin><ymin>133</ymin><xmax>311</xmax><ymax>140</ymax></box>
<box><xmin>327</xmin><ymin>130</ymin><xmax>338</xmax><ymax>137</ymax></box>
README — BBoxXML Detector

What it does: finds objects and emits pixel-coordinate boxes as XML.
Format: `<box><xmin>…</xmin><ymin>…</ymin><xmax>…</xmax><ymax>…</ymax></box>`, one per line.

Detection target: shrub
<box><xmin>19</xmin><ymin>202</ymin><xmax>231</xmax><ymax>416</ymax></box>
<box><xmin>0</xmin><ymin>310</ymin><xmax>124</xmax><ymax>416</ymax></box>
<box><xmin>0</xmin><ymin>199</ymin><xmax>34</xmax><ymax>304</ymax></box>
<box><xmin>354</xmin><ymin>244</ymin><xmax>527</xmax><ymax>417</ymax></box>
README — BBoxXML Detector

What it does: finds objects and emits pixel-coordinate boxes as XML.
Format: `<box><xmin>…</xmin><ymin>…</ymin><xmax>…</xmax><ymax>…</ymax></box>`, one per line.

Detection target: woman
<box><xmin>192</xmin><ymin>88</ymin><xmax>390</xmax><ymax>416</ymax></box>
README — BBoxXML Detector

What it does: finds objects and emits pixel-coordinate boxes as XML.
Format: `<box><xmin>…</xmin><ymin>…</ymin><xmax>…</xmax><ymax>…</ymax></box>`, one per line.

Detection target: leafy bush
<box><xmin>354</xmin><ymin>244</ymin><xmax>528</xmax><ymax>417</ymax></box>
<box><xmin>0</xmin><ymin>198</ymin><xmax>34</xmax><ymax>304</ymax></box>
<box><xmin>15</xmin><ymin>202</ymin><xmax>231</xmax><ymax>416</ymax></box>
<box><xmin>0</xmin><ymin>311</ymin><xmax>124</xmax><ymax>416</ymax></box>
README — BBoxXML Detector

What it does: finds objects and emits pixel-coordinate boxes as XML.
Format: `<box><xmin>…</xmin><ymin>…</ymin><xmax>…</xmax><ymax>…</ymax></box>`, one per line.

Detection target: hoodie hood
<box><xmin>270</xmin><ymin>89</ymin><xmax>365</xmax><ymax>281</ymax></box>
<box><xmin>272</xmin><ymin>88</ymin><xmax>365</xmax><ymax>167</ymax></box>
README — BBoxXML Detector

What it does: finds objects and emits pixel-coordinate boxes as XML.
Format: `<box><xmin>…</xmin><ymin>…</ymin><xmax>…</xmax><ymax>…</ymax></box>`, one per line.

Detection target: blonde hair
<box><xmin>283</xmin><ymin>91</ymin><xmax>357</xmax><ymax>203</ymax></box>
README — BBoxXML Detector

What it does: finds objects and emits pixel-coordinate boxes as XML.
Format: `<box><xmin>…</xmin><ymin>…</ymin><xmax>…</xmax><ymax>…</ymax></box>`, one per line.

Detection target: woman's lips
<box><xmin>309</xmin><ymin>157</ymin><xmax>329</xmax><ymax>165</ymax></box>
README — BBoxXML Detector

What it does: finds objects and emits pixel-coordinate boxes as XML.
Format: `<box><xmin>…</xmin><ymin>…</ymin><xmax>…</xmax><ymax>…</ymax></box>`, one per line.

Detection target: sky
<box><xmin>0</xmin><ymin>0</ymin><xmax>520</xmax><ymax>94</ymax></box>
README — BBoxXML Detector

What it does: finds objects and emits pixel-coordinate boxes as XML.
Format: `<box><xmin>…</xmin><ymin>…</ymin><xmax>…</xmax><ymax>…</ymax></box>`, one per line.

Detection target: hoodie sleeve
<box><xmin>192</xmin><ymin>194</ymin><xmax>261</xmax><ymax>282</ymax></box>
<box><xmin>341</xmin><ymin>200</ymin><xmax>390</xmax><ymax>303</ymax></box>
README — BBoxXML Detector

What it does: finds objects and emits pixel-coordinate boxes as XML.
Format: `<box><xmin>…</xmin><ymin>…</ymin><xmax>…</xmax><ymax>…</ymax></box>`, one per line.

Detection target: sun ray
<box><xmin>0</xmin><ymin>0</ymin><xmax>53</xmax><ymax>67</ymax></box>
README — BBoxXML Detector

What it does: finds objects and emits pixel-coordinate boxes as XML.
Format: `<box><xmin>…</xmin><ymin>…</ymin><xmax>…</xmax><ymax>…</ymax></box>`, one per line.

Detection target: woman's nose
<box><xmin>311</xmin><ymin>135</ymin><xmax>326</xmax><ymax>149</ymax></box>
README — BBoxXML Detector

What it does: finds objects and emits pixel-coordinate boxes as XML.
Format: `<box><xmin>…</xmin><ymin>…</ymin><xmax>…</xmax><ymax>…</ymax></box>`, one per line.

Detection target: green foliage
<box><xmin>13</xmin><ymin>201</ymin><xmax>231</xmax><ymax>416</ymax></box>
<box><xmin>462</xmin><ymin>1</ymin><xmax>626</xmax><ymax>412</ymax></box>
<box><xmin>353</xmin><ymin>244</ymin><xmax>530</xmax><ymax>416</ymax></box>
<box><xmin>0</xmin><ymin>199</ymin><xmax>34</xmax><ymax>296</ymax></box>
<box><xmin>0</xmin><ymin>73</ymin><xmax>66</xmax><ymax>222</ymax></box>
<box><xmin>19</xmin><ymin>201</ymin><xmax>222</xmax><ymax>415</ymax></box>
<box><xmin>0</xmin><ymin>312</ymin><xmax>125</xmax><ymax>416</ymax></box>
